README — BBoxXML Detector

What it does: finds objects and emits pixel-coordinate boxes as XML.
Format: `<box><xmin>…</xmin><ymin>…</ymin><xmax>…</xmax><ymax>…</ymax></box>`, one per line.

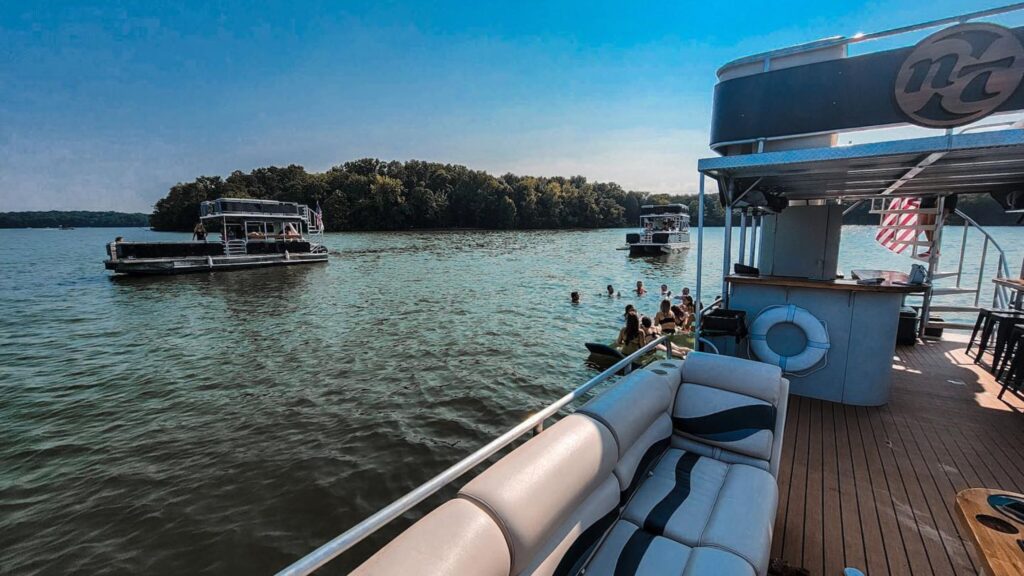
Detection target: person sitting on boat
<box><xmin>616</xmin><ymin>312</ymin><xmax>646</xmax><ymax>355</ymax></box>
<box><xmin>635</xmin><ymin>280</ymin><xmax>647</xmax><ymax>295</ymax></box>
<box><xmin>248</xmin><ymin>230</ymin><xmax>266</xmax><ymax>239</ymax></box>
<box><xmin>654</xmin><ymin>299</ymin><xmax>677</xmax><ymax>334</ymax></box>
<box><xmin>671</xmin><ymin>304</ymin><xmax>686</xmax><ymax>326</ymax></box>
<box><xmin>570</xmin><ymin>291</ymin><xmax>580</xmax><ymax>304</ymax></box>
<box><xmin>192</xmin><ymin>222</ymin><xmax>207</xmax><ymax>242</ymax></box>
<box><xmin>641</xmin><ymin>315</ymin><xmax>659</xmax><ymax>339</ymax></box>
<box><xmin>623</xmin><ymin>304</ymin><xmax>636</xmax><ymax>321</ymax></box>
<box><xmin>281</xmin><ymin>223</ymin><xmax>302</xmax><ymax>240</ymax></box>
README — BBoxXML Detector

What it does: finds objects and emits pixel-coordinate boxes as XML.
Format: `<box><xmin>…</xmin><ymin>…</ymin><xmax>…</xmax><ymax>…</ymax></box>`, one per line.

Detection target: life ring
<box><xmin>749</xmin><ymin>305</ymin><xmax>829</xmax><ymax>372</ymax></box>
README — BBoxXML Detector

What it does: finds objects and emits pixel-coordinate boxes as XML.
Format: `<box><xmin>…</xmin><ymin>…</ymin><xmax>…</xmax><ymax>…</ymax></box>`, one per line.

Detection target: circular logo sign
<box><xmin>895</xmin><ymin>23</ymin><xmax>1024</xmax><ymax>128</ymax></box>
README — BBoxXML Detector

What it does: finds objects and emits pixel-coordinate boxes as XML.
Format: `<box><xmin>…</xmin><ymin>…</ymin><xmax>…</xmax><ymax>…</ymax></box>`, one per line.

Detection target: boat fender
<box><xmin>749</xmin><ymin>304</ymin><xmax>829</xmax><ymax>373</ymax></box>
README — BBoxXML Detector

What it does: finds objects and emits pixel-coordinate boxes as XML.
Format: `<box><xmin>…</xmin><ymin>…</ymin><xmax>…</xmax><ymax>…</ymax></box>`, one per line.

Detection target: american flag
<box><xmin>875</xmin><ymin>197</ymin><xmax>920</xmax><ymax>254</ymax></box>
<box><xmin>313</xmin><ymin>201</ymin><xmax>324</xmax><ymax>231</ymax></box>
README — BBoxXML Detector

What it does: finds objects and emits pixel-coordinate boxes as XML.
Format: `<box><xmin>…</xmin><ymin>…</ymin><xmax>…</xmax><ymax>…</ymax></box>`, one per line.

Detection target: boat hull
<box><xmin>104</xmin><ymin>252</ymin><xmax>328</xmax><ymax>275</ymax></box>
<box><xmin>628</xmin><ymin>243</ymin><xmax>689</xmax><ymax>256</ymax></box>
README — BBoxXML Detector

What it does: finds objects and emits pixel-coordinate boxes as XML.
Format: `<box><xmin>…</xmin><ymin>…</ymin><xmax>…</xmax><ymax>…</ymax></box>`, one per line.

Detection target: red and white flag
<box><xmin>876</xmin><ymin>197</ymin><xmax>920</xmax><ymax>254</ymax></box>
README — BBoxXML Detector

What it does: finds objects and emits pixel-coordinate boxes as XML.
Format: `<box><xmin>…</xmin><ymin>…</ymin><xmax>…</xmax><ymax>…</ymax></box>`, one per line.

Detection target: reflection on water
<box><xmin>0</xmin><ymin>225</ymin><xmax>1021</xmax><ymax>575</ymax></box>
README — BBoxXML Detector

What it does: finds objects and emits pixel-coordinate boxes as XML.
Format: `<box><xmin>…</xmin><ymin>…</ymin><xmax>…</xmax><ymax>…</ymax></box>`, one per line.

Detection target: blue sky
<box><xmin>0</xmin><ymin>0</ymin><xmax>1016</xmax><ymax>212</ymax></box>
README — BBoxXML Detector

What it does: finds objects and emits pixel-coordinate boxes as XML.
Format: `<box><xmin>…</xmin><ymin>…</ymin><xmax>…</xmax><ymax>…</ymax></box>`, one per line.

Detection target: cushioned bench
<box><xmin>352</xmin><ymin>352</ymin><xmax>788</xmax><ymax>576</ymax></box>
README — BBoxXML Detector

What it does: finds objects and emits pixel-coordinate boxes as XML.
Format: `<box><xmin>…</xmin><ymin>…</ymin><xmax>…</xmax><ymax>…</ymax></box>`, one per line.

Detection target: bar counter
<box><xmin>718</xmin><ymin>271</ymin><xmax>923</xmax><ymax>406</ymax></box>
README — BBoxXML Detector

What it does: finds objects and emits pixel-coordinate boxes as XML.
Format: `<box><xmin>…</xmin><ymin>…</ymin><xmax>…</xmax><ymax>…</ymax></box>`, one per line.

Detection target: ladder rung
<box><xmin>878</xmin><ymin>224</ymin><xmax>935</xmax><ymax>231</ymax></box>
<box><xmin>869</xmin><ymin>208</ymin><xmax>940</xmax><ymax>215</ymax></box>
<box><xmin>930</xmin><ymin>287</ymin><xmax>979</xmax><ymax>296</ymax></box>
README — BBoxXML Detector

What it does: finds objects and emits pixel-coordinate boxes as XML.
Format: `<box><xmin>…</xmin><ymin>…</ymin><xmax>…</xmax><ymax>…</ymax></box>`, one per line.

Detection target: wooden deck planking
<box><xmin>774</xmin><ymin>336</ymin><xmax>1024</xmax><ymax>575</ymax></box>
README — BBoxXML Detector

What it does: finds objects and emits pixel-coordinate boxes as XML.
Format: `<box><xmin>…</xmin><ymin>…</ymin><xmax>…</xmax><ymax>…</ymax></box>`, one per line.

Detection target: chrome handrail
<box><xmin>275</xmin><ymin>334</ymin><xmax>681</xmax><ymax>576</ymax></box>
<box><xmin>954</xmin><ymin>209</ymin><xmax>1012</xmax><ymax>307</ymax></box>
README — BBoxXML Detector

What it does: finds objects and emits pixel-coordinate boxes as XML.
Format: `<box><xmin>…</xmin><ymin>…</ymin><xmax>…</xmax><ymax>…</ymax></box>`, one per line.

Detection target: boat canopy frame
<box><xmin>692</xmin><ymin>127</ymin><xmax>1024</xmax><ymax>337</ymax></box>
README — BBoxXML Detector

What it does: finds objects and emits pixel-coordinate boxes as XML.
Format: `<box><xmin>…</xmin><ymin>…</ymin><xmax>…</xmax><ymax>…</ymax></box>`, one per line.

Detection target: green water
<box><xmin>1</xmin><ymin>225</ymin><xmax>1021</xmax><ymax>575</ymax></box>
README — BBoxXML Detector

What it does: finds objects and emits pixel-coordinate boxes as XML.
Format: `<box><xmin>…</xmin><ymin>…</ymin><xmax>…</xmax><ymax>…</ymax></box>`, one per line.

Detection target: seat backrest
<box><xmin>672</xmin><ymin>352</ymin><xmax>789</xmax><ymax>476</ymax></box>
<box><xmin>576</xmin><ymin>368</ymin><xmax>676</xmax><ymax>502</ymax></box>
<box><xmin>350</xmin><ymin>498</ymin><xmax>511</xmax><ymax>576</ymax></box>
<box><xmin>458</xmin><ymin>413</ymin><xmax>619</xmax><ymax>575</ymax></box>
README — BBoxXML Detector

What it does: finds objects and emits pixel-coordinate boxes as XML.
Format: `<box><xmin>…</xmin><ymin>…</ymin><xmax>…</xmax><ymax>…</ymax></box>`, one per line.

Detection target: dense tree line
<box><xmin>149</xmin><ymin>159</ymin><xmax>727</xmax><ymax>231</ymax></box>
<box><xmin>0</xmin><ymin>211</ymin><xmax>150</xmax><ymax>228</ymax></box>
<box><xmin>149</xmin><ymin>158</ymin><xmax>1018</xmax><ymax>232</ymax></box>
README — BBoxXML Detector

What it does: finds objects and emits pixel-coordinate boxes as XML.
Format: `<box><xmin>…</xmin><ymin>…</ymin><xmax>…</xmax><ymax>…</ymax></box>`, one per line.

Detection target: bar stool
<box><xmin>997</xmin><ymin>325</ymin><xmax>1024</xmax><ymax>400</ymax></box>
<box><xmin>970</xmin><ymin>309</ymin><xmax>1024</xmax><ymax>365</ymax></box>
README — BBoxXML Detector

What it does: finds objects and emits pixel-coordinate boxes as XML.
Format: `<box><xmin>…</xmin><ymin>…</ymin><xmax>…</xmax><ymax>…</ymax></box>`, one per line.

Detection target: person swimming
<box><xmin>617</xmin><ymin>312</ymin><xmax>646</xmax><ymax>355</ymax></box>
<box><xmin>660</xmin><ymin>284</ymin><xmax>671</xmax><ymax>298</ymax></box>
<box><xmin>654</xmin><ymin>299</ymin><xmax>677</xmax><ymax>334</ymax></box>
<box><xmin>635</xmin><ymin>281</ymin><xmax>647</xmax><ymax>295</ymax></box>
<box><xmin>606</xmin><ymin>285</ymin><xmax>616</xmax><ymax>297</ymax></box>
<box><xmin>571</xmin><ymin>291</ymin><xmax>580</xmax><ymax>304</ymax></box>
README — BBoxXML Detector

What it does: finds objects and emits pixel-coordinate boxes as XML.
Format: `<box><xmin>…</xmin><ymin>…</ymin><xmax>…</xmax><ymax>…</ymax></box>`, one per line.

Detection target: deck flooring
<box><xmin>772</xmin><ymin>334</ymin><xmax>1024</xmax><ymax>576</ymax></box>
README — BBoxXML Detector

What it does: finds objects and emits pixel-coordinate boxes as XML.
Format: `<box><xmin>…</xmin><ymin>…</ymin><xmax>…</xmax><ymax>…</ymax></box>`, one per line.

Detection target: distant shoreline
<box><xmin>0</xmin><ymin>211</ymin><xmax>150</xmax><ymax>229</ymax></box>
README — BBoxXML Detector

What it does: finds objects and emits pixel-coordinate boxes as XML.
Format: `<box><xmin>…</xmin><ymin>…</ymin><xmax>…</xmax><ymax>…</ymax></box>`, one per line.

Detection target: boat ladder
<box><xmin>868</xmin><ymin>198</ymin><xmax>1014</xmax><ymax>334</ymax></box>
<box><xmin>224</xmin><ymin>239</ymin><xmax>247</xmax><ymax>256</ymax></box>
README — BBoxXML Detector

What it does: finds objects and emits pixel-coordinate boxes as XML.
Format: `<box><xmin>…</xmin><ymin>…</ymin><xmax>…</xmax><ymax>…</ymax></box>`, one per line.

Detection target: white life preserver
<box><xmin>749</xmin><ymin>304</ymin><xmax>830</xmax><ymax>373</ymax></box>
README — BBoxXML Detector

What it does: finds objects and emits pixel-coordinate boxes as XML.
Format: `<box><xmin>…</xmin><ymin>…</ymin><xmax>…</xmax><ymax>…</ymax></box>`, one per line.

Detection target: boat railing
<box><xmin>951</xmin><ymin>209</ymin><xmax>1013</xmax><ymax>309</ymax></box>
<box><xmin>274</xmin><ymin>333</ymin><xmax>682</xmax><ymax>576</ymax></box>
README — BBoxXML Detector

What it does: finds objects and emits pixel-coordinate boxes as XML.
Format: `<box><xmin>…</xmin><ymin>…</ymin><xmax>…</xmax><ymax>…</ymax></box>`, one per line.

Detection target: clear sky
<box><xmin>0</xmin><ymin>0</ymin><xmax>1017</xmax><ymax>212</ymax></box>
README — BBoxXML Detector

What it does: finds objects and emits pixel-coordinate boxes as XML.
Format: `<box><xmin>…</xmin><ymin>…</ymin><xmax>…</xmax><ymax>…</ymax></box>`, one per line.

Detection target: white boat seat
<box><xmin>349</xmin><ymin>498</ymin><xmax>511</xmax><ymax>576</ymax></box>
<box><xmin>619</xmin><ymin>450</ymin><xmax>777</xmax><ymax>574</ymax></box>
<box><xmin>350</xmin><ymin>353</ymin><xmax>788</xmax><ymax>576</ymax></box>
<box><xmin>584</xmin><ymin>520</ymin><xmax>756</xmax><ymax>576</ymax></box>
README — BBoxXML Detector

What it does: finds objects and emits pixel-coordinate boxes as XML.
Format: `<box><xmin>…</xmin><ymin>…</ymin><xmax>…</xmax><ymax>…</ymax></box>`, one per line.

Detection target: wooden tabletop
<box><xmin>955</xmin><ymin>488</ymin><xmax>1024</xmax><ymax>576</ymax></box>
<box><xmin>726</xmin><ymin>273</ymin><xmax>927</xmax><ymax>294</ymax></box>
<box><xmin>994</xmin><ymin>277</ymin><xmax>1024</xmax><ymax>291</ymax></box>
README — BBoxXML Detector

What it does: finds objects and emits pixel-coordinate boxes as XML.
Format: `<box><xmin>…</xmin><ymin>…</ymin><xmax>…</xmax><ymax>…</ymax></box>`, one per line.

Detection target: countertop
<box><xmin>727</xmin><ymin>272</ymin><xmax>928</xmax><ymax>294</ymax></box>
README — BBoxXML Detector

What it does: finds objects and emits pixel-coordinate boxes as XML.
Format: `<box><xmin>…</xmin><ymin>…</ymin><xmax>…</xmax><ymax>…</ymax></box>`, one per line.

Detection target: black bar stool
<box><xmin>970</xmin><ymin>309</ymin><xmax>1024</xmax><ymax>365</ymax></box>
<box><xmin>997</xmin><ymin>325</ymin><xmax>1024</xmax><ymax>400</ymax></box>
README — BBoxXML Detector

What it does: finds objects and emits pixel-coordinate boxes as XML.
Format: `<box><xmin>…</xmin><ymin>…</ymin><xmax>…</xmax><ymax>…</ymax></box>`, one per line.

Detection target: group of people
<box><xmin>616</xmin><ymin>295</ymin><xmax>696</xmax><ymax>354</ymax></box>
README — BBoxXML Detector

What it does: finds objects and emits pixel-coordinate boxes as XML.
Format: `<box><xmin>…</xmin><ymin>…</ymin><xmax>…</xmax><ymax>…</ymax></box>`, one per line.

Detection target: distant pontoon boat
<box><xmin>104</xmin><ymin>198</ymin><xmax>328</xmax><ymax>275</ymax></box>
<box><xmin>625</xmin><ymin>203</ymin><xmax>690</xmax><ymax>255</ymax></box>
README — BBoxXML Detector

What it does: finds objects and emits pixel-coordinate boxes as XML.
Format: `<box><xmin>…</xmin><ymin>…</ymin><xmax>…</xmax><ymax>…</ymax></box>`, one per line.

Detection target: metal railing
<box><xmin>952</xmin><ymin>209</ymin><xmax>1013</xmax><ymax>309</ymax></box>
<box><xmin>275</xmin><ymin>334</ymin><xmax>683</xmax><ymax>576</ymax></box>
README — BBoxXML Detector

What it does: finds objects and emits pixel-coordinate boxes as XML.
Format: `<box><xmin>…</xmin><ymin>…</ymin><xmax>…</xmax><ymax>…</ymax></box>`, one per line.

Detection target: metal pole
<box><xmin>919</xmin><ymin>195</ymin><xmax>944</xmax><ymax>339</ymax></box>
<box><xmin>976</xmin><ymin>240</ymin><xmax>988</xmax><ymax>308</ymax></box>
<box><xmin>695</xmin><ymin>174</ymin><xmax>705</xmax><ymax>338</ymax></box>
<box><xmin>955</xmin><ymin>222</ymin><xmax>968</xmax><ymax>288</ymax></box>
<box><xmin>738</xmin><ymin>211</ymin><xmax>747</xmax><ymax>266</ymax></box>
<box><xmin>749</xmin><ymin>214</ymin><xmax>759</xmax><ymax>267</ymax></box>
<box><xmin>722</xmin><ymin>198</ymin><xmax>733</xmax><ymax>306</ymax></box>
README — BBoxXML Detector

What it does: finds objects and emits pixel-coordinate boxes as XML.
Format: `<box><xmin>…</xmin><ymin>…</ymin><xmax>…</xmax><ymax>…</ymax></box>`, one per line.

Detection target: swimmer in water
<box><xmin>660</xmin><ymin>284</ymin><xmax>671</xmax><ymax>298</ymax></box>
<box><xmin>606</xmin><ymin>285</ymin><xmax>615</xmax><ymax>297</ymax></box>
<box><xmin>571</xmin><ymin>291</ymin><xmax>580</xmax><ymax>304</ymax></box>
<box><xmin>635</xmin><ymin>280</ymin><xmax>647</xmax><ymax>295</ymax></box>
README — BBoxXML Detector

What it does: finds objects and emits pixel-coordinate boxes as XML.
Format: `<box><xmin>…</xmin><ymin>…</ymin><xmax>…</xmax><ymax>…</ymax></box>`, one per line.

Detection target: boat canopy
<box><xmin>200</xmin><ymin>198</ymin><xmax>310</xmax><ymax>221</ymax></box>
<box><xmin>698</xmin><ymin>130</ymin><xmax>1024</xmax><ymax>211</ymax></box>
<box><xmin>640</xmin><ymin>203</ymin><xmax>688</xmax><ymax>215</ymax></box>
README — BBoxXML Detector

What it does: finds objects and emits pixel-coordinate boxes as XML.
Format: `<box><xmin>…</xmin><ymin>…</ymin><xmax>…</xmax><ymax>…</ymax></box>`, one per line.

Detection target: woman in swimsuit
<box><xmin>617</xmin><ymin>312</ymin><xmax>646</xmax><ymax>355</ymax></box>
<box><xmin>654</xmin><ymin>299</ymin><xmax>677</xmax><ymax>334</ymax></box>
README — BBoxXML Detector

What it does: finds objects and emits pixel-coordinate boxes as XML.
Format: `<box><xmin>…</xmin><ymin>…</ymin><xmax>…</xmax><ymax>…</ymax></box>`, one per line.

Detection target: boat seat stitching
<box><xmin>455</xmin><ymin>493</ymin><xmax>515</xmax><ymax>573</ymax></box>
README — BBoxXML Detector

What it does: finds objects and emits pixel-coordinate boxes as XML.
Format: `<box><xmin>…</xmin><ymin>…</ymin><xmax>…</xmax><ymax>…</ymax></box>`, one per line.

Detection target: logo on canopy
<box><xmin>895</xmin><ymin>23</ymin><xmax>1024</xmax><ymax>128</ymax></box>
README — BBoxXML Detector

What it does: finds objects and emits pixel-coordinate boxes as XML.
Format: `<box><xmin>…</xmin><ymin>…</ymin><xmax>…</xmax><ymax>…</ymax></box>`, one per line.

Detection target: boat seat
<box><xmin>350</xmin><ymin>498</ymin><xmax>511</xmax><ymax>576</ymax></box>
<box><xmin>350</xmin><ymin>354</ymin><xmax>787</xmax><ymax>576</ymax></box>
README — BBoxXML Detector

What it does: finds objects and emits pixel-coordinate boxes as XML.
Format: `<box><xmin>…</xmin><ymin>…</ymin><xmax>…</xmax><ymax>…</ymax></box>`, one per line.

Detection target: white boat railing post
<box><xmin>722</xmin><ymin>190</ymin><xmax>733</xmax><ymax>307</ymax></box>
<box><xmin>738</xmin><ymin>211</ymin><xmax>747</xmax><ymax>266</ymax></box>
<box><xmin>695</xmin><ymin>174</ymin><xmax>705</xmax><ymax>340</ymax></box>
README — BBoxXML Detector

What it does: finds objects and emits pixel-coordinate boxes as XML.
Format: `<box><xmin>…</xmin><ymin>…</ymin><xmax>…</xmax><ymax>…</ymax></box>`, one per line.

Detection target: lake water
<box><xmin>2</xmin><ymin>225</ymin><xmax>1022</xmax><ymax>575</ymax></box>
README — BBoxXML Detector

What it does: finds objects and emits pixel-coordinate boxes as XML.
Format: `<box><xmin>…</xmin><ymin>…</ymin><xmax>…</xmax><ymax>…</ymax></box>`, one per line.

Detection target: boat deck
<box><xmin>772</xmin><ymin>334</ymin><xmax>1024</xmax><ymax>575</ymax></box>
